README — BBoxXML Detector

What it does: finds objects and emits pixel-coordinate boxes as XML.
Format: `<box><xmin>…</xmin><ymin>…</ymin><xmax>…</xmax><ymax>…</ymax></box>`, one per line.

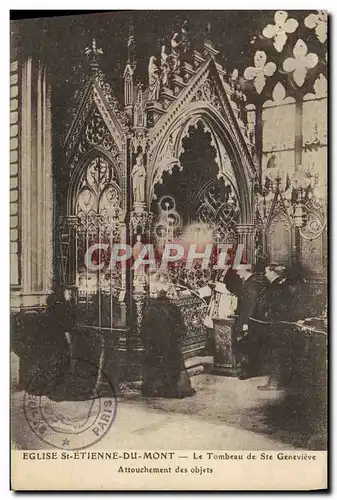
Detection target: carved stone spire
<box><xmin>84</xmin><ymin>38</ymin><xmax>103</xmax><ymax>73</ymax></box>
<box><xmin>127</xmin><ymin>22</ymin><xmax>135</xmax><ymax>65</ymax></box>
<box><xmin>205</xmin><ymin>20</ymin><xmax>212</xmax><ymax>41</ymax></box>
<box><xmin>124</xmin><ymin>23</ymin><xmax>137</xmax><ymax>112</ymax></box>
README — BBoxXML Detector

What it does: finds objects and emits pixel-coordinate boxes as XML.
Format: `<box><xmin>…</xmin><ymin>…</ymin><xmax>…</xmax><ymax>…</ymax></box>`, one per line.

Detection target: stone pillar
<box><xmin>213</xmin><ymin>317</ymin><xmax>240</xmax><ymax>377</ymax></box>
<box><xmin>15</xmin><ymin>58</ymin><xmax>53</xmax><ymax>310</ymax></box>
<box><xmin>10</xmin><ymin>58</ymin><xmax>54</xmax><ymax>391</ymax></box>
<box><xmin>10</xmin><ymin>60</ymin><xmax>20</xmax><ymax>298</ymax></box>
<box><xmin>130</xmin><ymin>210</ymin><xmax>153</xmax><ymax>331</ymax></box>
<box><xmin>123</xmin><ymin>209</ymin><xmax>153</xmax><ymax>382</ymax></box>
<box><xmin>236</xmin><ymin>224</ymin><xmax>255</xmax><ymax>266</ymax></box>
<box><xmin>295</xmin><ymin>100</ymin><xmax>303</xmax><ymax>168</ymax></box>
<box><xmin>123</xmin><ymin>63</ymin><xmax>135</xmax><ymax>119</ymax></box>
<box><xmin>254</xmin><ymin>104</ymin><xmax>263</xmax><ymax>182</ymax></box>
<box><xmin>121</xmin><ymin>134</ymin><xmax>153</xmax><ymax>382</ymax></box>
<box><xmin>118</xmin><ymin>221</ymin><xmax>127</xmax><ymax>328</ymax></box>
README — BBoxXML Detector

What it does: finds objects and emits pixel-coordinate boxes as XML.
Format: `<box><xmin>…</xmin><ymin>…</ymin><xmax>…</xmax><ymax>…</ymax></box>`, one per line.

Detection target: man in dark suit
<box><xmin>234</xmin><ymin>264</ymin><xmax>267</xmax><ymax>379</ymax></box>
<box><xmin>257</xmin><ymin>263</ymin><xmax>294</xmax><ymax>390</ymax></box>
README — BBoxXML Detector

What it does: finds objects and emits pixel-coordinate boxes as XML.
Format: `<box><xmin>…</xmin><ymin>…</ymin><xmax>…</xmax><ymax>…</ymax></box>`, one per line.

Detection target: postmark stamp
<box><xmin>23</xmin><ymin>359</ymin><xmax>117</xmax><ymax>450</ymax></box>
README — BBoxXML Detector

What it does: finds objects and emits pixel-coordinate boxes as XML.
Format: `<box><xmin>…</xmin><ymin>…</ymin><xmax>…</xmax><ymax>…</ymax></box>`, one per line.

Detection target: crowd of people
<box><xmin>232</xmin><ymin>262</ymin><xmax>294</xmax><ymax>390</ymax></box>
<box><xmin>15</xmin><ymin>261</ymin><xmax>310</xmax><ymax>401</ymax></box>
<box><xmin>140</xmin><ymin>261</ymin><xmax>300</xmax><ymax>398</ymax></box>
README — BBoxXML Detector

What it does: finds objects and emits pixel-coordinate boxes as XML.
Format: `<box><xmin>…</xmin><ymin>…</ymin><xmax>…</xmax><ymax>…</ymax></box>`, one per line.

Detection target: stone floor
<box><xmin>121</xmin><ymin>372</ymin><xmax>326</xmax><ymax>450</ymax></box>
<box><xmin>11</xmin><ymin>371</ymin><xmax>326</xmax><ymax>451</ymax></box>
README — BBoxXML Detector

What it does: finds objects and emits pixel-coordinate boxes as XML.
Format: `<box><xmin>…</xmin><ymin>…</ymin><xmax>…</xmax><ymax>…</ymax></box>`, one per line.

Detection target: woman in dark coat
<box><xmin>42</xmin><ymin>288</ymin><xmax>77</xmax><ymax>399</ymax></box>
<box><xmin>141</xmin><ymin>289</ymin><xmax>195</xmax><ymax>399</ymax></box>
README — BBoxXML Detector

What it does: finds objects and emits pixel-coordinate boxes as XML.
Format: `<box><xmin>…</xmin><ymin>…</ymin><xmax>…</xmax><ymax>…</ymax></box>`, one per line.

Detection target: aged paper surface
<box><xmin>10</xmin><ymin>10</ymin><xmax>328</xmax><ymax>491</ymax></box>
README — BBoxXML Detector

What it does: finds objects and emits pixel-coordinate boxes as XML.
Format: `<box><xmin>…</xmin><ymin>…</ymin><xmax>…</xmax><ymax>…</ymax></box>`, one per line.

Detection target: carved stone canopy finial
<box><xmin>205</xmin><ymin>21</ymin><xmax>212</xmax><ymax>39</ymax></box>
<box><xmin>84</xmin><ymin>38</ymin><xmax>104</xmax><ymax>72</ymax></box>
<box><xmin>127</xmin><ymin>22</ymin><xmax>136</xmax><ymax>64</ymax></box>
<box><xmin>130</xmin><ymin>211</ymin><xmax>153</xmax><ymax>233</ymax></box>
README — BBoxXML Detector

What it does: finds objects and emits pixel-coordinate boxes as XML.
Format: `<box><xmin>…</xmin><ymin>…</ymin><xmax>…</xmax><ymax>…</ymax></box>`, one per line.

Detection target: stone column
<box><xmin>129</xmin><ymin>211</ymin><xmax>153</xmax><ymax>332</ymax></box>
<box><xmin>18</xmin><ymin>58</ymin><xmax>53</xmax><ymax>309</ymax></box>
<box><xmin>129</xmin><ymin>142</ymin><xmax>152</xmax><ymax>333</ymax></box>
<box><xmin>123</xmin><ymin>209</ymin><xmax>153</xmax><ymax>382</ymax></box>
<box><xmin>10</xmin><ymin>58</ymin><xmax>54</xmax><ymax>390</ymax></box>
<box><xmin>118</xmin><ymin>221</ymin><xmax>127</xmax><ymax>328</ymax></box>
<box><xmin>213</xmin><ymin>317</ymin><xmax>240</xmax><ymax>377</ymax></box>
<box><xmin>236</xmin><ymin>223</ymin><xmax>255</xmax><ymax>266</ymax></box>
<box><xmin>10</xmin><ymin>60</ymin><xmax>20</xmax><ymax>299</ymax></box>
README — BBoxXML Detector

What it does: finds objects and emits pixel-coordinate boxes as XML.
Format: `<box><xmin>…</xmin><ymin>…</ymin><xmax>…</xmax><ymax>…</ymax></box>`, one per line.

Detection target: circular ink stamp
<box><xmin>24</xmin><ymin>359</ymin><xmax>117</xmax><ymax>450</ymax></box>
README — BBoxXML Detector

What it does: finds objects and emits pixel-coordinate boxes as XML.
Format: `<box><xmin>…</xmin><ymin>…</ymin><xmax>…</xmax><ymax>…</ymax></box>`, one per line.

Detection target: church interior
<box><xmin>10</xmin><ymin>11</ymin><xmax>327</xmax><ymax>449</ymax></box>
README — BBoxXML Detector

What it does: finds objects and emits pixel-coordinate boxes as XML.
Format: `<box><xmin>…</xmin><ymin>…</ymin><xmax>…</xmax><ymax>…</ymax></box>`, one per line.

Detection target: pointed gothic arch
<box><xmin>67</xmin><ymin>146</ymin><xmax>126</xmax><ymax>219</ymax></box>
<box><xmin>147</xmin><ymin>103</ymin><xmax>254</xmax><ymax>225</ymax></box>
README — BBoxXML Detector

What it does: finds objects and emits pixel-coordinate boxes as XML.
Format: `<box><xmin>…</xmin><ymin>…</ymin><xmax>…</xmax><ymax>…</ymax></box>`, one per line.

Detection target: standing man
<box><xmin>257</xmin><ymin>263</ymin><xmax>293</xmax><ymax>391</ymax></box>
<box><xmin>234</xmin><ymin>263</ymin><xmax>267</xmax><ymax>379</ymax></box>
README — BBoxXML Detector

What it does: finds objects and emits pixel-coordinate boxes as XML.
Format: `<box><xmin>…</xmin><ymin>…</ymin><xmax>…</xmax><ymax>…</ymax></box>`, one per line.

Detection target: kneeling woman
<box><xmin>141</xmin><ymin>281</ymin><xmax>195</xmax><ymax>399</ymax></box>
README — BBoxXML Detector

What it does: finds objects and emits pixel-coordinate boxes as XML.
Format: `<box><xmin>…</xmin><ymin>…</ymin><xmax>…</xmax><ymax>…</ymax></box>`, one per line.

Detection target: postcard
<box><xmin>10</xmin><ymin>9</ymin><xmax>328</xmax><ymax>491</ymax></box>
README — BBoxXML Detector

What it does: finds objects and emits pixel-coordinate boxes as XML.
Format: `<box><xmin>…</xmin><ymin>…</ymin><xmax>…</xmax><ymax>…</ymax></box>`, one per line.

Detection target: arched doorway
<box><xmin>148</xmin><ymin>103</ymin><xmax>254</xmax><ymax>227</ymax></box>
<box><xmin>153</xmin><ymin>121</ymin><xmax>240</xmax><ymax>233</ymax></box>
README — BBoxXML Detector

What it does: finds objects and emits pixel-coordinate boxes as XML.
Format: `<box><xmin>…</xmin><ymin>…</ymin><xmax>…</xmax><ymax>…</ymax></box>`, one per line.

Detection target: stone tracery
<box><xmin>55</xmin><ymin>13</ymin><xmax>327</xmax><ymax>368</ymax></box>
<box><xmin>10</xmin><ymin>12</ymin><xmax>328</xmax><ymax>392</ymax></box>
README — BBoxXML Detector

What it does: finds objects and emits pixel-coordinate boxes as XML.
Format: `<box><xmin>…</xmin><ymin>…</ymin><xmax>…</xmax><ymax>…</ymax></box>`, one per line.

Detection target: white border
<box><xmin>1</xmin><ymin>4</ymin><xmax>334</xmax><ymax>498</ymax></box>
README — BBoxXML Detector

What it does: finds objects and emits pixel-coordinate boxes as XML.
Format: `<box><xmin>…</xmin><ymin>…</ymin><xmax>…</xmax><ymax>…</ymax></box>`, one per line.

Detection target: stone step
<box><xmin>115</xmin><ymin>356</ymin><xmax>213</xmax><ymax>394</ymax></box>
<box><xmin>185</xmin><ymin>354</ymin><xmax>212</xmax><ymax>369</ymax></box>
<box><xmin>186</xmin><ymin>364</ymin><xmax>204</xmax><ymax>377</ymax></box>
<box><xmin>185</xmin><ymin>355</ymin><xmax>213</xmax><ymax>375</ymax></box>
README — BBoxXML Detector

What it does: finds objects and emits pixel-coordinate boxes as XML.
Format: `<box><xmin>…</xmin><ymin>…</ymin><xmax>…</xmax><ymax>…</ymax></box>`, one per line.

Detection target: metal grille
<box><xmin>59</xmin><ymin>156</ymin><xmax>125</xmax><ymax>330</ymax></box>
